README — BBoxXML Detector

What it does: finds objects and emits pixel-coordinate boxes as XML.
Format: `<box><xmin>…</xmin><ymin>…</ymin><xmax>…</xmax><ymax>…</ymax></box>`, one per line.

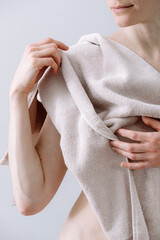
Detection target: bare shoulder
<box><xmin>106</xmin><ymin>30</ymin><xmax>125</xmax><ymax>42</ymax></box>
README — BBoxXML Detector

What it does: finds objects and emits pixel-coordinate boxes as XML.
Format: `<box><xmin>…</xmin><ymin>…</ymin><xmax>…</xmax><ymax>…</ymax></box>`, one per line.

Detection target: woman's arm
<box><xmin>9</xmin><ymin>92</ymin><xmax>45</xmax><ymax>214</ymax></box>
<box><xmin>9</xmin><ymin>92</ymin><xmax>68</xmax><ymax>216</ymax></box>
<box><xmin>8</xmin><ymin>37</ymin><xmax>69</xmax><ymax>214</ymax></box>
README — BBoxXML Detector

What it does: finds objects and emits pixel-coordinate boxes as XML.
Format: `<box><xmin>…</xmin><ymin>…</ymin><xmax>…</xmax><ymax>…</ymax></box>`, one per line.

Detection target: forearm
<box><xmin>8</xmin><ymin>92</ymin><xmax>45</xmax><ymax>211</ymax></box>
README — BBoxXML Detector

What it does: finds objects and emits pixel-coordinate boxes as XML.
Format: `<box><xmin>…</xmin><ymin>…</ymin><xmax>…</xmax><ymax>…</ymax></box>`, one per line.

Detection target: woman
<box><xmin>8</xmin><ymin>0</ymin><xmax>160</xmax><ymax>239</ymax></box>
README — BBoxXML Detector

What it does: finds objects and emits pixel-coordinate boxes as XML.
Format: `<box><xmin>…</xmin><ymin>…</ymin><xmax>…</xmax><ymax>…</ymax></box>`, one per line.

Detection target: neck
<box><xmin>120</xmin><ymin>16</ymin><xmax>160</xmax><ymax>54</ymax></box>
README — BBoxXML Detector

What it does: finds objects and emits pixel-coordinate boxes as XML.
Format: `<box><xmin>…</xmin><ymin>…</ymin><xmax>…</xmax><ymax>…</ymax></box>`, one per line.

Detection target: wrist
<box><xmin>10</xmin><ymin>87</ymin><xmax>28</xmax><ymax>99</ymax></box>
<box><xmin>10</xmin><ymin>89</ymin><xmax>28</xmax><ymax>102</ymax></box>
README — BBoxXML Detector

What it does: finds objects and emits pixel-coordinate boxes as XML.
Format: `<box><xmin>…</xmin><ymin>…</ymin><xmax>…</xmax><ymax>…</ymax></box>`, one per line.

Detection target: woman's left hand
<box><xmin>109</xmin><ymin>116</ymin><xmax>160</xmax><ymax>170</ymax></box>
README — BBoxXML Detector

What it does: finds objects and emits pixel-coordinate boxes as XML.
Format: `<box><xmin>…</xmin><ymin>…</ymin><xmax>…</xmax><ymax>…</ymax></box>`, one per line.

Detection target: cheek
<box><xmin>137</xmin><ymin>0</ymin><xmax>160</xmax><ymax>18</ymax></box>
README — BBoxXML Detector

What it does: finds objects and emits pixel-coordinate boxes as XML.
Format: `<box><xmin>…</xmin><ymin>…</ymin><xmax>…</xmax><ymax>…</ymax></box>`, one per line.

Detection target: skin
<box><xmin>58</xmin><ymin>1</ymin><xmax>160</xmax><ymax>239</ymax></box>
<box><xmin>10</xmin><ymin>37</ymin><xmax>69</xmax><ymax>96</ymax></box>
<box><xmin>9</xmin><ymin>37</ymin><xmax>70</xmax><ymax>214</ymax></box>
<box><xmin>9</xmin><ymin>0</ymin><xmax>160</xmax><ymax>239</ymax></box>
<box><xmin>106</xmin><ymin>0</ymin><xmax>160</xmax><ymax>170</ymax></box>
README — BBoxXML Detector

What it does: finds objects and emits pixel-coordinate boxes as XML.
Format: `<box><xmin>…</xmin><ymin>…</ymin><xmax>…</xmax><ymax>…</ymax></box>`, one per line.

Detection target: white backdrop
<box><xmin>0</xmin><ymin>1</ymin><xmax>119</xmax><ymax>239</ymax></box>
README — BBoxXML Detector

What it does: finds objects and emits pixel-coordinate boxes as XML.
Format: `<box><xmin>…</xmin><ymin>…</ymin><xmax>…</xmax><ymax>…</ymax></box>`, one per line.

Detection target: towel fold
<box><xmin>1</xmin><ymin>32</ymin><xmax>160</xmax><ymax>240</ymax></box>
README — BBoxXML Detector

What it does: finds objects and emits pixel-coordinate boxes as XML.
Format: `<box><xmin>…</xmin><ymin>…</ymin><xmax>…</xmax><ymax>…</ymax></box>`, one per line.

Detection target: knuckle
<box><xmin>127</xmin><ymin>145</ymin><xmax>134</xmax><ymax>152</ymax></box>
<box><xmin>51</xmin><ymin>57</ymin><xmax>55</xmax><ymax>63</ymax></box>
<box><xmin>26</xmin><ymin>43</ymin><xmax>33</xmax><ymax>51</ymax></box>
<box><xmin>129</xmin><ymin>153</ymin><xmax>136</xmax><ymax>160</ymax></box>
<box><xmin>131</xmin><ymin>132</ymin><xmax>137</xmax><ymax>139</ymax></box>
<box><xmin>150</xmin><ymin>137</ymin><xmax>158</xmax><ymax>144</ymax></box>
<box><xmin>46</xmin><ymin>37</ymin><xmax>54</xmax><ymax>43</ymax></box>
<box><xmin>52</xmin><ymin>42</ymin><xmax>57</xmax><ymax>48</ymax></box>
<box><xmin>50</xmin><ymin>43</ymin><xmax>56</xmax><ymax>47</ymax></box>
<box><xmin>26</xmin><ymin>45</ymin><xmax>34</xmax><ymax>54</ymax></box>
<box><xmin>30</xmin><ymin>57</ymin><xmax>38</xmax><ymax>66</ymax></box>
<box><xmin>51</xmin><ymin>47</ymin><xmax>57</xmax><ymax>54</ymax></box>
<box><xmin>28</xmin><ymin>51</ymin><xmax>35</xmax><ymax>58</ymax></box>
<box><xmin>149</xmin><ymin>142</ymin><xmax>159</xmax><ymax>152</ymax></box>
<box><xmin>147</xmin><ymin>142</ymin><xmax>154</xmax><ymax>151</ymax></box>
<box><xmin>49</xmin><ymin>58</ymin><xmax>55</xmax><ymax>65</ymax></box>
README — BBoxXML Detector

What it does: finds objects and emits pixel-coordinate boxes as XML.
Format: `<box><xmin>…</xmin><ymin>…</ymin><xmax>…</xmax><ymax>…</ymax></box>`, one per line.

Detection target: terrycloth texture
<box><xmin>1</xmin><ymin>32</ymin><xmax>160</xmax><ymax>240</ymax></box>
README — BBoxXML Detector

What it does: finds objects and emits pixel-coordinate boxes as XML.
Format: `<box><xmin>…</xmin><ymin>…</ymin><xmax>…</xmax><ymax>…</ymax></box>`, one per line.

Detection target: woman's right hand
<box><xmin>9</xmin><ymin>37</ymin><xmax>69</xmax><ymax>97</ymax></box>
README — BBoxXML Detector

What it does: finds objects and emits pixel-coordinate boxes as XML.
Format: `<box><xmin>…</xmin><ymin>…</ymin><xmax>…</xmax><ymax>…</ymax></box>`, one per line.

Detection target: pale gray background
<box><xmin>0</xmin><ymin>1</ymin><xmax>119</xmax><ymax>239</ymax></box>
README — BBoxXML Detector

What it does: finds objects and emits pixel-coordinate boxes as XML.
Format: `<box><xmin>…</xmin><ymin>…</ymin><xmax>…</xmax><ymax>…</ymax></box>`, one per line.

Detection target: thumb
<box><xmin>141</xmin><ymin>116</ymin><xmax>160</xmax><ymax>131</ymax></box>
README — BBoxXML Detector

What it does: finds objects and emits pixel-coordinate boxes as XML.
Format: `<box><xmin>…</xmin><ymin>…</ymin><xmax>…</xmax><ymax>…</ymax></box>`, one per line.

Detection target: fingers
<box><xmin>30</xmin><ymin>42</ymin><xmax>60</xmax><ymax>51</ymax></box>
<box><xmin>25</xmin><ymin>41</ymin><xmax>64</xmax><ymax>73</ymax></box>
<box><xmin>110</xmin><ymin>140</ymin><xmax>150</xmax><ymax>153</ymax></box>
<box><xmin>34</xmin><ymin>57</ymin><xmax>59</xmax><ymax>73</ymax></box>
<box><xmin>116</xmin><ymin>128</ymin><xmax>157</xmax><ymax>142</ymax></box>
<box><xmin>121</xmin><ymin>160</ymin><xmax>151</xmax><ymax>170</ymax></box>
<box><xmin>142</xmin><ymin>116</ymin><xmax>160</xmax><ymax>132</ymax></box>
<box><xmin>25</xmin><ymin>37</ymin><xmax>69</xmax><ymax>73</ymax></box>
<box><xmin>31</xmin><ymin>48</ymin><xmax>61</xmax><ymax>68</ymax></box>
<box><xmin>53</xmin><ymin>39</ymin><xmax>69</xmax><ymax>50</ymax></box>
<box><xmin>111</xmin><ymin>146</ymin><xmax>153</xmax><ymax>161</ymax></box>
<box><xmin>32</xmin><ymin>37</ymin><xmax>69</xmax><ymax>50</ymax></box>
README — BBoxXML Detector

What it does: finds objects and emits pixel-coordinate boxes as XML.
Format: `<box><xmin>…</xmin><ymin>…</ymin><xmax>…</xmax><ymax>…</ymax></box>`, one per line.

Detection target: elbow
<box><xmin>16</xmin><ymin>196</ymin><xmax>45</xmax><ymax>216</ymax></box>
<box><xmin>20</xmin><ymin>207</ymin><xmax>40</xmax><ymax>216</ymax></box>
<box><xmin>19</xmin><ymin>206</ymin><xmax>36</xmax><ymax>216</ymax></box>
<box><xmin>20</xmin><ymin>208</ymin><xmax>34</xmax><ymax>216</ymax></box>
<box><xmin>18</xmin><ymin>203</ymin><xmax>39</xmax><ymax>216</ymax></box>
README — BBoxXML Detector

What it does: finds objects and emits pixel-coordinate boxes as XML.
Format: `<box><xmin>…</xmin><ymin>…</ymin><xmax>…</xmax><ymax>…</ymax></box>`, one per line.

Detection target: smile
<box><xmin>111</xmin><ymin>5</ymin><xmax>134</xmax><ymax>13</ymax></box>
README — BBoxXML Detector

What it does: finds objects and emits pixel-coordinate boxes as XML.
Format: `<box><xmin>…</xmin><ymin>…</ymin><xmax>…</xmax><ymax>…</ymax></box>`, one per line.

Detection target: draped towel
<box><xmin>1</xmin><ymin>32</ymin><xmax>160</xmax><ymax>240</ymax></box>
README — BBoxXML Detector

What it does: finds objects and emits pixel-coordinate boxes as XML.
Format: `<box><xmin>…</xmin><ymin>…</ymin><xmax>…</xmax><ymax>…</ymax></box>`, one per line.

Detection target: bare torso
<box><xmin>58</xmin><ymin>30</ymin><xmax>160</xmax><ymax>240</ymax></box>
<box><xmin>58</xmin><ymin>190</ymin><xmax>108</xmax><ymax>240</ymax></box>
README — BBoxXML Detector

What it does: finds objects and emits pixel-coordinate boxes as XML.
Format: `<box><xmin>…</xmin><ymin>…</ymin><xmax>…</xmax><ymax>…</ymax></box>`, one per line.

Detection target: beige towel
<box><xmin>1</xmin><ymin>32</ymin><xmax>160</xmax><ymax>240</ymax></box>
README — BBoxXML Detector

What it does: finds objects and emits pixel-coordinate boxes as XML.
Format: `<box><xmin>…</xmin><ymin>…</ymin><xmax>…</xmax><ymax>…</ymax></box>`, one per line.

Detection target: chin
<box><xmin>114</xmin><ymin>17</ymin><xmax>139</xmax><ymax>28</ymax></box>
<box><xmin>115</xmin><ymin>21</ymin><xmax>134</xmax><ymax>27</ymax></box>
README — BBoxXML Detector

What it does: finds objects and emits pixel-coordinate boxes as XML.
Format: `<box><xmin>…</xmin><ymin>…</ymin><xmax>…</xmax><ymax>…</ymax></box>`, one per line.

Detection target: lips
<box><xmin>112</xmin><ymin>4</ymin><xmax>134</xmax><ymax>9</ymax></box>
